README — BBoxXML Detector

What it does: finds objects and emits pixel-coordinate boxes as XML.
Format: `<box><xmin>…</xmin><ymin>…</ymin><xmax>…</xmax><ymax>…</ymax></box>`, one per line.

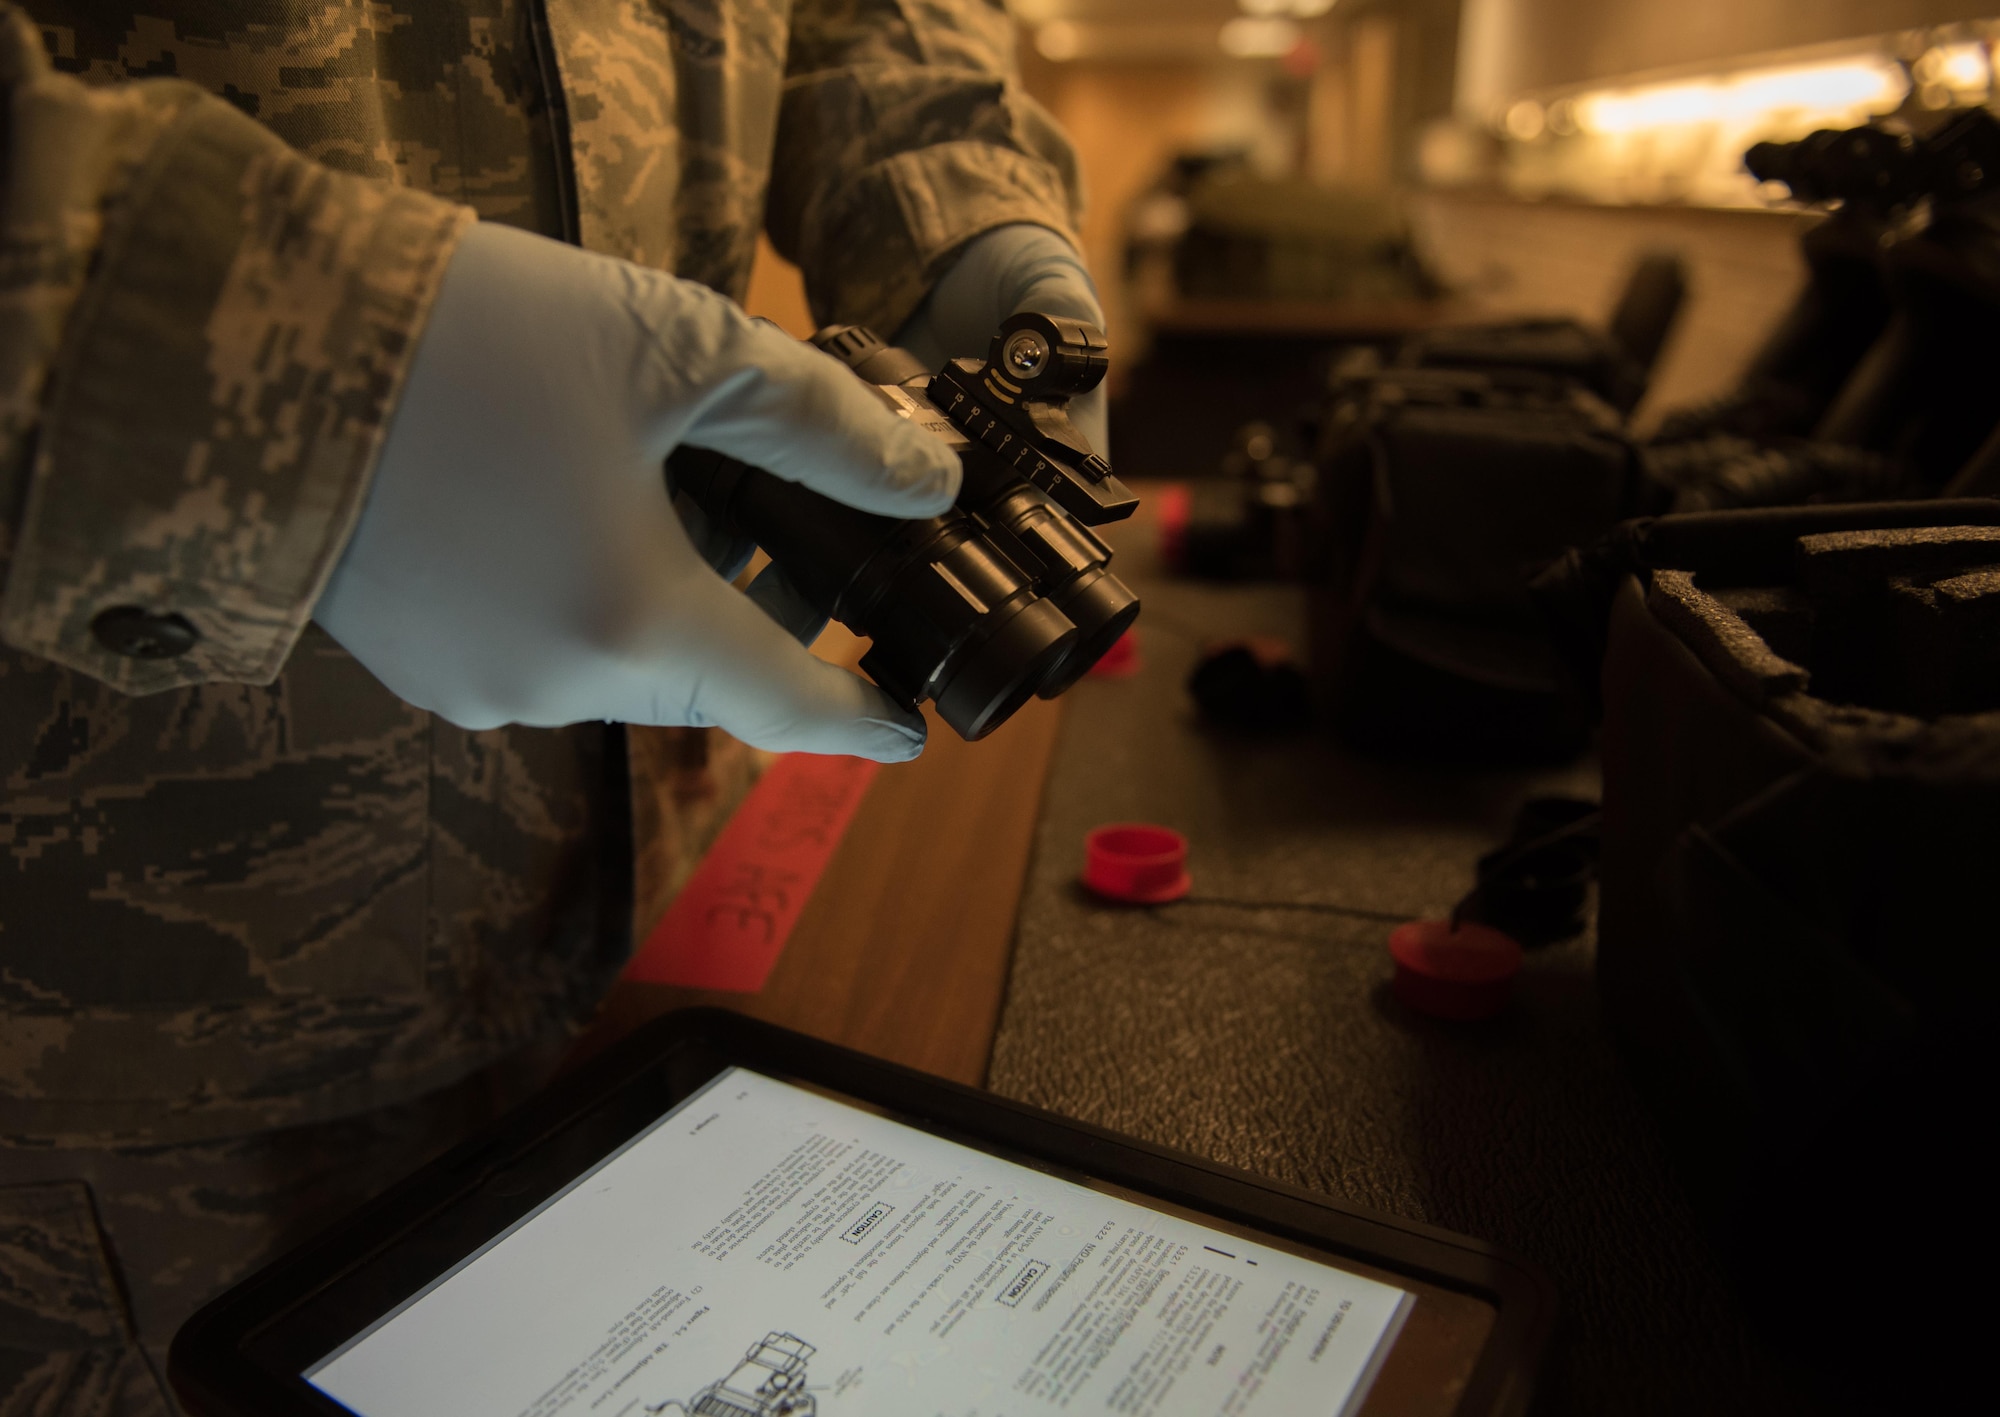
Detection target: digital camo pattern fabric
<box><xmin>0</xmin><ymin>1182</ymin><xmax>170</xmax><ymax>1417</ymax></box>
<box><xmin>543</xmin><ymin>0</ymin><xmax>1083</xmax><ymax>332</ymax></box>
<box><xmin>0</xmin><ymin>6</ymin><xmax>473</xmax><ymax>693</ymax></box>
<box><xmin>771</xmin><ymin>0</ymin><xmax>1085</xmax><ymax>335</ymax></box>
<box><xmin>2</xmin><ymin>0</ymin><xmax>1081</xmax><ymax>1151</ymax></box>
<box><xmin>1</xmin><ymin>2</ymin><xmax>1081</xmax><ymax>1408</ymax></box>
<box><xmin>0</xmin><ymin>627</ymin><xmax>625</xmax><ymax>1148</ymax></box>
<box><xmin>1</xmin><ymin>3</ymin><xmax>606</xmax><ymax>1150</ymax></box>
<box><xmin>545</xmin><ymin>0</ymin><xmax>782</xmax><ymax>295</ymax></box>
<box><xmin>31</xmin><ymin>0</ymin><xmax>569</xmax><ymax>232</ymax></box>
<box><xmin>0</xmin><ymin>1051</ymin><xmax>558</xmax><ymax>1416</ymax></box>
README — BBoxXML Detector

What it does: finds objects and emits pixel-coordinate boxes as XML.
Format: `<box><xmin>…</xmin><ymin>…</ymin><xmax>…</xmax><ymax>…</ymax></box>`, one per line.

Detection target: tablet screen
<box><xmin>305</xmin><ymin>1067</ymin><xmax>1414</xmax><ymax>1417</ymax></box>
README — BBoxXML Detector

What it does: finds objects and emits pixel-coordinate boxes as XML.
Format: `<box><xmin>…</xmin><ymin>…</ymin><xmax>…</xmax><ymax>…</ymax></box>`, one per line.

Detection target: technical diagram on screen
<box><xmin>646</xmin><ymin>1331</ymin><xmax>817</xmax><ymax>1417</ymax></box>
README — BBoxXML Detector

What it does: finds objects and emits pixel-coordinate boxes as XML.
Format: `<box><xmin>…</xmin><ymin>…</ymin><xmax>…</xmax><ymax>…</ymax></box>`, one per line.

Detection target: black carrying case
<box><xmin>1557</xmin><ymin>500</ymin><xmax>2000</xmax><ymax>1407</ymax></box>
<box><xmin>1305</xmin><ymin>366</ymin><xmax>1651</xmax><ymax>761</ymax></box>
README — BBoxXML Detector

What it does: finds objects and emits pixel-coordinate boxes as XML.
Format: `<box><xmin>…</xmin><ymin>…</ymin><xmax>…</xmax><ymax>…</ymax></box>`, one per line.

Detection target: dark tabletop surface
<box><xmin>983</xmin><ymin>526</ymin><xmax>1835</xmax><ymax>1417</ymax></box>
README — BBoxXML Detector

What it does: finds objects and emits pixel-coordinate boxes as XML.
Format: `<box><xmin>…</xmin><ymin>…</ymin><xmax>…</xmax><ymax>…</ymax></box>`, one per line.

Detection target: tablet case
<box><xmin>170</xmin><ymin>1009</ymin><xmax>1556</xmax><ymax>1417</ymax></box>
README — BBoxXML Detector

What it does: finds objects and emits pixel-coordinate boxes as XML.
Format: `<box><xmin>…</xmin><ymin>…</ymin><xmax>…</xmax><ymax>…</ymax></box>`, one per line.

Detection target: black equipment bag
<box><xmin>1547</xmin><ymin>500</ymin><xmax>2000</xmax><ymax>1406</ymax></box>
<box><xmin>1396</xmin><ymin>250</ymin><xmax>1688</xmax><ymax>417</ymax></box>
<box><xmin>1304</xmin><ymin>366</ymin><xmax>1652</xmax><ymax>761</ymax></box>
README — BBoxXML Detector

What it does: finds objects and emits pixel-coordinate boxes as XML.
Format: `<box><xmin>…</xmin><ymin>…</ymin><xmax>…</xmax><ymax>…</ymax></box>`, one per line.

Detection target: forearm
<box><xmin>769</xmin><ymin>0</ymin><xmax>1085</xmax><ymax>339</ymax></box>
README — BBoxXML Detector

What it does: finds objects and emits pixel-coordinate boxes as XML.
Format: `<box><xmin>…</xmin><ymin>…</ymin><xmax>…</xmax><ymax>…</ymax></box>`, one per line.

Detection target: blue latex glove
<box><xmin>314</xmin><ymin>221</ymin><xmax>959</xmax><ymax>760</ymax></box>
<box><xmin>895</xmin><ymin>224</ymin><xmax>1110</xmax><ymax>457</ymax></box>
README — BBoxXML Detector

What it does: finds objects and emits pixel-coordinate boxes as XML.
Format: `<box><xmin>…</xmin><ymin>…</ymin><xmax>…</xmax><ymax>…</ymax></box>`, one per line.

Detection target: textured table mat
<box><xmin>985</xmin><ymin>537</ymin><xmax>1832</xmax><ymax>1416</ymax></box>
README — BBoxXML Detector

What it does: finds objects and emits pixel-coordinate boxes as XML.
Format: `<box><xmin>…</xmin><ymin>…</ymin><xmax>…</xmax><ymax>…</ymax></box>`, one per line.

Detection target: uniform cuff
<box><xmin>802</xmin><ymin>140</ymin><xmax>1082</xmax><ymax>340</ymax></box>
<box><xmin>0</xmin><ymin>93</ymin><xmax>472</xmax><ymax>691</ymax></box>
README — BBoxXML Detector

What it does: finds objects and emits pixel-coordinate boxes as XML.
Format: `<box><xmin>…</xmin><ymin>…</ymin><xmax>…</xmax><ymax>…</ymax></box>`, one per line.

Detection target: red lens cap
<box><xmin>1388</xmin><ymin>919</ymin><xmax>1522</xmax><ymax>1021</ymax></box>
<box><xmin>1087</xmin><ymin>627</ymin><xmax>1142</xmax><ymax>679</ymax></box>
<box><xmin>1082</xmin><ymin>824</ymin><xmax>1191</xmax><ymax>904</ymax></box>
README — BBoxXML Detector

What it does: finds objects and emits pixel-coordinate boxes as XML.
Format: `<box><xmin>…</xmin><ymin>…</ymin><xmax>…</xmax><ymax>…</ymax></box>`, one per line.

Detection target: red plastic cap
<box><xmin>1388</xmin><ymin>919</ymin><xmax>1522</xmax><ymax>1021</ymax></box>
<box><xmin>1083</xmin><ymin>823</ymin><xmax>1191</xmax><ymax>904</ymax></box>
<box><xmin>1088</xmin><ymin>627</ymin><xmax>1142</xmax><ymax>679</ymax></box>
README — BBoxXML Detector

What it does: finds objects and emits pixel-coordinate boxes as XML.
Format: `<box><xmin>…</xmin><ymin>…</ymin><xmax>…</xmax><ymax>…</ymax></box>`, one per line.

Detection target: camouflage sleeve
<box><xmin>0</xmin><ymin>5</ymin><xmax>472</xmax><ymax>693</ymax></box>
<box><xmin>769</xmin><ymin>0</ymin><xmax>1085</xmax><ymax>338</ymax></box>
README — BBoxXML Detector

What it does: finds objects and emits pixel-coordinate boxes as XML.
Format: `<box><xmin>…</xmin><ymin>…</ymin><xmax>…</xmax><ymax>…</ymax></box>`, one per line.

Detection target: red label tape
<box><xmin>622</xmin><ymin>753</ymin><xmax>879</xmax><ymax>992</ymax></box>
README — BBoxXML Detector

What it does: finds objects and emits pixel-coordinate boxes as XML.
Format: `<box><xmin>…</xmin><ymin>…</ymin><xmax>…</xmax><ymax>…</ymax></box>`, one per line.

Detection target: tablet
<box><xmin>170</xmin><ymin>1010</ymin><xmax>1553</xmax><ymax>1417</ymax></box>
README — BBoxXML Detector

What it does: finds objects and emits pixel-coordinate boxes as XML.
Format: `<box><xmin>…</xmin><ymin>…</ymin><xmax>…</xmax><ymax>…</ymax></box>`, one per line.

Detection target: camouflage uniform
<box><xmin>0</xmin><ymin>2</ymin><xmax>1081</xmax><ymax>1409</ymax></box>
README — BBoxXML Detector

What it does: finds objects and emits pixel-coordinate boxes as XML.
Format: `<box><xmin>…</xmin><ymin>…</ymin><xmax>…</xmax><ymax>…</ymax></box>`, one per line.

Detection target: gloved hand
<box><xmin>313</xmin><ymin>221</ymin><xmax>960</xmax><ymax>760</ymax></box>
<box><xmin>894</xmin><ymin>224</ymin><xmax>1110</xmax><ymax>456</ymax></box>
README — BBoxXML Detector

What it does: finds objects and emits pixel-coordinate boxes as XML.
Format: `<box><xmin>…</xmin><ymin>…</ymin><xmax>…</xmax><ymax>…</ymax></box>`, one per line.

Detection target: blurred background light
<box><xmin>1573</xmin><ymin>59</ymin><xmax>1907</xmax><ymax>136</ymax></box>
<box><xmin>1914</xmin><ymin>39</ymin><xmax>1995</xmax><ymax>106</ymax></box>
<box><xmin>1219</xmin><ymin>17</ymin><xmax>1304</xmax><ymax>59</ymax></box>
<box><xmin>1237</xmin><ymin>0</ymin><xmax>1339</xmax><ymax>16</ymax></box>
<box><xmin>1036</xmin><ymin>20</ymin><xmax>1082</xmax><ymax>62</ymax></box>
<box><xmin>1504</xmin><ymin>98</ymin><xmax>1546</xmax><ymax>141</ymax></box>
<box><xmin>1936</xmin><ymin>43</ymin><xmax>1991</xmax><ymax>87</ymax></box>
